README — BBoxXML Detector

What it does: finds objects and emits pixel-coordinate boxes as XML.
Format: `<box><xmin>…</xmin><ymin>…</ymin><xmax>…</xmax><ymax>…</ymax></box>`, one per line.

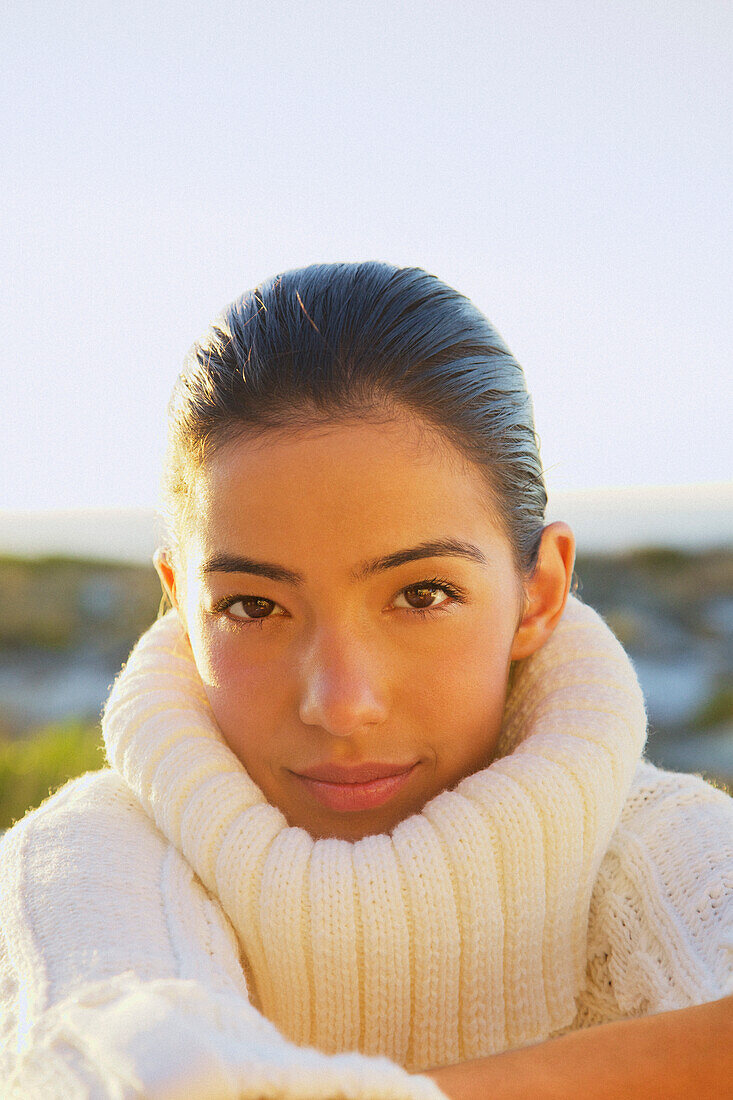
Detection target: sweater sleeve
<box><xmin>575</xmin><ymin>760</ymin><xmax>733</xmax><ymax>1028</ymax></box>
<box><xmin>0</xmin><ymin>770</ymin><xmax>446</xmax><ymax>1100</ymax></box>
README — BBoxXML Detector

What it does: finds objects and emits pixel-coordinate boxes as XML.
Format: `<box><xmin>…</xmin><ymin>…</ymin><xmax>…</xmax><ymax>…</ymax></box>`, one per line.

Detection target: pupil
<box><xmin>408</xmin><ymin>586</ymin><xmax>435</xmax><ymax>609</ymax></box>
<box><xmin>245</xmin><ymin>598</ymin><xmax>272</xmax><ymax>618</ymax></box>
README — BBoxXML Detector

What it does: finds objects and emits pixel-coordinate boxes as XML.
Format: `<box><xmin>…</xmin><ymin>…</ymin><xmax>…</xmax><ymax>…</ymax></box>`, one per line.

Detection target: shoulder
<box><xmin>0</xmin><ymin>769</ymin><xmax>248</xmax><ymax>1018</ymax></box>
<box><xmin>2</xmin><ymin>766</ymin><xmax>160</xmax><ymax>836</ymax></box>
<box><xmin>581</xmin><ymin>760</ymin><xmax>733</xmax><ymax>1021</ymax></box>
<box><xmin>1</xmin><ymin>767</ymin><xmax>171</xmax><ymax>889</ymax></box>
<box><xmin>609</xmin><ymin>759</ymin><xmax>733</xmax><ymax>920</ymax></box>
<box><xmin>0</xmin><ymin>770</ymin><xmax>176</xmax><ymax>969</ymax></box>
<box><xmin>619</xmin><ymin>756</ymin><xmax>733</xmax><ymax>829</ymax></box>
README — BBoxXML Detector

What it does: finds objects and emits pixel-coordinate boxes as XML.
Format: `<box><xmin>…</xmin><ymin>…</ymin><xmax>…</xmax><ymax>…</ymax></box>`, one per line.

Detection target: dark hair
<box><xmin>161</xmin><ymin>262</ymin><xmax>547</xmax><ymax>575</ymax></box>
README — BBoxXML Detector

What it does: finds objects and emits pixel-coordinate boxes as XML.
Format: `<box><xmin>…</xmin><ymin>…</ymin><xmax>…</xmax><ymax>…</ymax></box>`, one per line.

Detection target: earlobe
<box><xmin>510</xmin><ymin>522</ymin><xmax>576</xmax><ymax>661</ymax></box>
<box><xmin>153</xmin><ymin>547</ymin><xmax>179</xmax><ymax>612</ymax></box>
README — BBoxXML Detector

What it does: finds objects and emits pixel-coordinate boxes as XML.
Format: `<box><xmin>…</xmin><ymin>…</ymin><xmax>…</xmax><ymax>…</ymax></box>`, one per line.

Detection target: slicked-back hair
<box><xmin>161</xmin><ymin>262</ymin><xmax>547</xmax><ymax>575</ymax></box>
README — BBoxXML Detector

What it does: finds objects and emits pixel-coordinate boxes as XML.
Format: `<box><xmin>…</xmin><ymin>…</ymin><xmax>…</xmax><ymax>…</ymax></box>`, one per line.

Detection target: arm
<box><xmin>0</xmin><ymin>771</ymin><xmax>446</xmax><ymax>1100</ymax></box>
<box><xmin>425</xmin><ymin>994</ymin><xmax>733</xmax><ymax>1100</ymax></box>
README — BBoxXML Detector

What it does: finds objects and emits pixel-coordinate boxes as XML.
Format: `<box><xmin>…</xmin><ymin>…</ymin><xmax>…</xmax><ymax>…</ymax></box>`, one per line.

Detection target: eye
<box><xmin>213</xmin><ymin>595</ymin><xmax>286</xmax><ymax>623</ymax></box>
<box><xmin>392</xmin><ymin>578</ymin><xmax>463</xmax><ymax>614</ymax></box>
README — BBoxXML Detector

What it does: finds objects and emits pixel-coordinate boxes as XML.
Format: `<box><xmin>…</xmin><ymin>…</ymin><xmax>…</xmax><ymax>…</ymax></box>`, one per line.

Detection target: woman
<box><xmin>1</xmin><ymin>263</ymin><xmax>731</xmax><ymax>1098</ymax></box>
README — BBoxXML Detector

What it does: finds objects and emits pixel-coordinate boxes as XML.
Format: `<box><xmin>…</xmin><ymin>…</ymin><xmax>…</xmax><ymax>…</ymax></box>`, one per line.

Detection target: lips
<box><xmin>289</xmin><ymin>760</ymin><xmax>420</xmax><ymax>813</ymax></box>
<box><xmin>294</xmin><ymin>760</ymin><xmax>419</xmax><ymax>784</ymax></box>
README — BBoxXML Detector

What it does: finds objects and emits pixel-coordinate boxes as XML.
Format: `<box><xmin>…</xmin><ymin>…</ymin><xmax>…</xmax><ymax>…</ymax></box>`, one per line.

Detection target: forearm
<box><xmin>5</xmin><ymin>973</ymin><xmax>448</xmax><ymax>1100</ymax></box>
<box><xmin>424</xmin><ymin>994</ymin><xmax>733</xmax><ymax>1100</ymax></box>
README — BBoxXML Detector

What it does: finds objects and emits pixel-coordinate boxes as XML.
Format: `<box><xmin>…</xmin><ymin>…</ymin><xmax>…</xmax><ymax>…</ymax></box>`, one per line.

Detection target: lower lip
<box><xmin>291</xmin><ymin>764</ymin><xmax>419</xmax><ymax>812</ymax></box>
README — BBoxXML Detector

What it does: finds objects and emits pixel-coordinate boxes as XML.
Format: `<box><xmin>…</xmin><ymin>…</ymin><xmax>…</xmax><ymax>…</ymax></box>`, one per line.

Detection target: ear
<box><xmin>510</xmin><ymin>522</ymin><xmax>576</xmax><ymax>661</ymax></box>
<box><xmin>153</xmin><ymin>547</ymin><xmax>181</xmax><ymax>613</ymax></box>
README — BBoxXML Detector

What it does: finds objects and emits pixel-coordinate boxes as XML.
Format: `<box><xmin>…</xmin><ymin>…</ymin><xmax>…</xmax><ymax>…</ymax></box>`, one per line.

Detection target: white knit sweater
<box><xmin>1</xmin><ymin>597</ymin><xmax>731</xmax><ymax>1098</ymax></box>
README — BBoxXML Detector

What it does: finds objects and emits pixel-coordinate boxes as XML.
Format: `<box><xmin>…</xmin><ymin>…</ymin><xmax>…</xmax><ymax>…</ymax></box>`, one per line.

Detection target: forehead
<box><xmin>184</xmin><ymin>415</ymin><xmax>509</xmax><ymax>569</ymax></box>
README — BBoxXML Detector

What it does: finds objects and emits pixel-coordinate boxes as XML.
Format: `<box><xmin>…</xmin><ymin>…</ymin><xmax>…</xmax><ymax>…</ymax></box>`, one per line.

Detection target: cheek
<box><xmin>440</xmin><ymin>648</ymin><xmax>511</xmax><ymax>721</ymax></box>
<box><xmin>422</xmin><ymin>621</ymin><xmax>514</xmax><ymax>757</ymax></box>
<box><xmin>431</xmin><ymin>612</ymin><xmax>515</xmax><ymax>695</ymax></box>
<box><xmin>187</xmin><ymin>626</ymin><xmax>285</xmax><ymax>746</ymax></box>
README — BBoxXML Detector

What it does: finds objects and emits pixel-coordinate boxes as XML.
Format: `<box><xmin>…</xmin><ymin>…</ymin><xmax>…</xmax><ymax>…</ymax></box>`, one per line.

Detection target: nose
<box><xmin>298</xmin><ymin>626</ymin><xmax>389</xmax><ymax>737</ymax></box>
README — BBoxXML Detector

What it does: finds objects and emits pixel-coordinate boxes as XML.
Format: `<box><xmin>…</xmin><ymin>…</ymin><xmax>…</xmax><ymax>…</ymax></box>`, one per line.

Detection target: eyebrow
<box><xmin>199</xmin><ymin>538</ymin><xmax>488</xmax><ymax>585</ymax></box>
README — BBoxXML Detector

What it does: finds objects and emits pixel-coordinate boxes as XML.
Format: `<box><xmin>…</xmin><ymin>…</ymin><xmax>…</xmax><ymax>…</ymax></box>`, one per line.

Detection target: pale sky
<box><xmin>3</xmin><ymin>1</ymin><xmax>731</xmax><ymax>511</ymax></box>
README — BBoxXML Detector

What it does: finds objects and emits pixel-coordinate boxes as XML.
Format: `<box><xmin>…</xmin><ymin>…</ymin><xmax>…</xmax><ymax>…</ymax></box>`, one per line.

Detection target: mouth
<box><xmin>288</xmin><ymin>760</ymin><xmax>420</xmax><ymax>813</ymax></box>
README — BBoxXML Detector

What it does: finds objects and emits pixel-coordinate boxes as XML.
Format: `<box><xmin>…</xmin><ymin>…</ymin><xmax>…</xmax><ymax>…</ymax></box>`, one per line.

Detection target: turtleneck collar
<box><xmin>102</xmin><ymin>594</ymin><xmax>647</xmax><ymax>1071</ymax></box>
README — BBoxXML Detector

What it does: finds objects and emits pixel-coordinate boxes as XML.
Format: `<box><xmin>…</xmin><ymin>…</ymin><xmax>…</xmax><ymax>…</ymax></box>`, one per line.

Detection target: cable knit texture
<box><xmin>1</xmin><ymin>595</ymin><xmax>731</xmax><ymax>1098</ymax></box>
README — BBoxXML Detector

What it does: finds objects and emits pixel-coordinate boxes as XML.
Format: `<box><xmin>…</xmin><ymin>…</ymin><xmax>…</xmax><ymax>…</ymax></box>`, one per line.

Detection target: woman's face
<box><xmin>162</xmin><ymin>412</ymin><xmax>541</xmax><ymax>841</ymax></box>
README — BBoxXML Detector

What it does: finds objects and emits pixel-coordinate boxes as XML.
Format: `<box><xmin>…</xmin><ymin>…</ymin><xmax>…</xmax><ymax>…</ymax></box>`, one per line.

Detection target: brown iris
<box><xmin>239</xmin><ymin>598</ymin><xmax>275</xmax><ymax>619</ymax></box>
<box><xmin>403</xmin><ymin>584</ymin><xmax>439</xmax><ymax>609</ymax></box>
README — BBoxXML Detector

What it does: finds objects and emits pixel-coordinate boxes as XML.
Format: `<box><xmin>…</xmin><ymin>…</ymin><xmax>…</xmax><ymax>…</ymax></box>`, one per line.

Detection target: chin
<box><xmin>307</xmin><ymin>819</ymin><xmax>395</xmax><ymax>842</ymax></box>
<box><xmin>287</xmin><ymin>793</ymin><xmax>434</xmax><ymax>842</ymax></box>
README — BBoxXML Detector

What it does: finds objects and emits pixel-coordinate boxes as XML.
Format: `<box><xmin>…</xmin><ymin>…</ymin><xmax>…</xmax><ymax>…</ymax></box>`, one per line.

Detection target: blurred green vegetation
<box><xmin>691</xmin><ymin>683</ymin><xmax>733</xmax><ymax>732</ymax></box>
<box><xmin>0</xmin><ymin>720</ymin><xmax>105</xmax><ymax>831</ymax></box>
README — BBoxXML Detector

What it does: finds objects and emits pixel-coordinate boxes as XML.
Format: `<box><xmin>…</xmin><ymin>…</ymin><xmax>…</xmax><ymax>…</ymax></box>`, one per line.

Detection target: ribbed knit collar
<box><xmin>102</xmin><ymin>595</ymin><xmax>647</xmax><ymax>1071</ymax></box>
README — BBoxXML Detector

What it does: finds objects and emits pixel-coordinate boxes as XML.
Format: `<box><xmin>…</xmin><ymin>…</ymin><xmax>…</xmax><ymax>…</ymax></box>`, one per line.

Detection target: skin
<box><xmin>423</xmin><ymin>993</ymin><xmax>733</xmax><ymax>1099</ymax></box>
<box><xmin>154</xmin><ymin>410</ymin><xmax>574</xmax><ymax>841</ymax></box>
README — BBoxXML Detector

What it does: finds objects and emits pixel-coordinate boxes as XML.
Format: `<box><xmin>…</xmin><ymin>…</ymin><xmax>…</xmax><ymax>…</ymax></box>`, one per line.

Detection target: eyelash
<box><xmin>210</xmin><ymin>576</ymin><xmax>466</xmax><ymax>628</ymax></box>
